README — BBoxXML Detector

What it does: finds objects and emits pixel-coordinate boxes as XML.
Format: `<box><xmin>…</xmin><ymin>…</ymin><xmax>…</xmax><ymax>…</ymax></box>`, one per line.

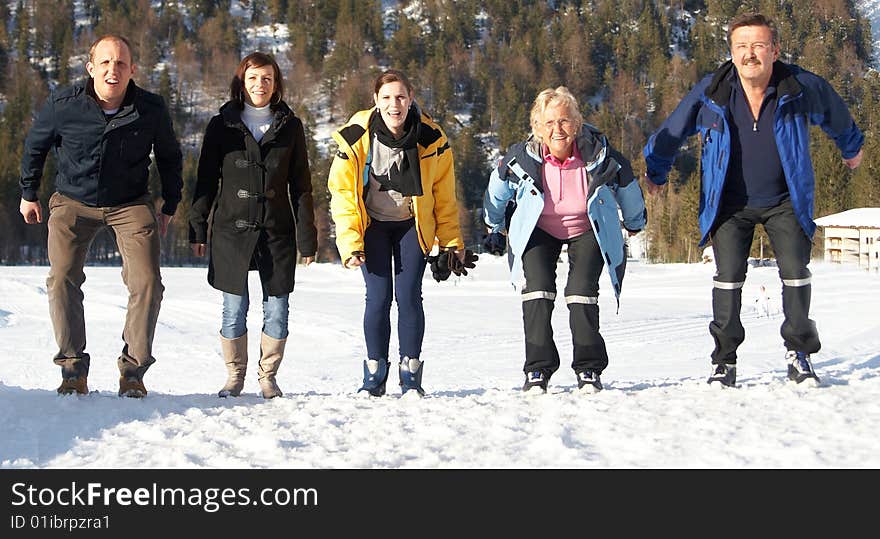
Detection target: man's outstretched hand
<box><xmin>844</xmin><ymin>149</ymin><xmax>864</xmax><ymax>170</ymax></box>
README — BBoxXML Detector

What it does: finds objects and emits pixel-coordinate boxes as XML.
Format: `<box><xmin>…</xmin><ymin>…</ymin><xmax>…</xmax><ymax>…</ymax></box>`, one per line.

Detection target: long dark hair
<box><xmin>229</xmin><ymin>52</ymin><xmax>284</xmax><ymax>107</ymax></box>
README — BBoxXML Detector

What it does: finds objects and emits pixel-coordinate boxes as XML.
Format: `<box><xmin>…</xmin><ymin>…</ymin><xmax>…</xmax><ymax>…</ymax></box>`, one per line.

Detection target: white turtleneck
<box><xmin>241</xmin><ymin>102</ymin><xmax>273</xmax><ymax>142</ymax></box>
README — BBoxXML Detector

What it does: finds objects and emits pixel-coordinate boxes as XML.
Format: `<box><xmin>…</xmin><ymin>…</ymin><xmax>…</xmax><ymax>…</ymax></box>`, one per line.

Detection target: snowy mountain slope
<box><xmin>858</xmin><ymin>0</ymin><xmax>880</xmax><ymax>64</ymax></box>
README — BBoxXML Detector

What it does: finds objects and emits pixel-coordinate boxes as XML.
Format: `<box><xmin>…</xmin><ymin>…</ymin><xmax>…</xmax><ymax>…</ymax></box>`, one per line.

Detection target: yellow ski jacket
<box><xmin>328</xmin><ymin>108</ymin><xmax>464</xmax><ymax>260</ymax></box>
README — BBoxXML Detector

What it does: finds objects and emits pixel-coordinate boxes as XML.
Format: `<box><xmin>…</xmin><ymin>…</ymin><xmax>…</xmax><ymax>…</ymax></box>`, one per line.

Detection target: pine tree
<box><xmin>14</xmin><ymin>0</ymin><xmax>29</xmax><ymax>60</ymax></box>
<box><xmin>158</xmin><ymin>65</ymin><xmax>174</xmax><ymax>111</ymax></box>
<box><xmin>387</xmin><ymin>12</ymin><xmax>424</xmax><ymax>70</ymax></box>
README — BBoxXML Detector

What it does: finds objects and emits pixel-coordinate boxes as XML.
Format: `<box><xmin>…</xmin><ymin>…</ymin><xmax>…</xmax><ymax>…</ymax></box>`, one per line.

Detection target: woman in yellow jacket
<box><xmin>328</xmin><ymin>69</ymin><xmax>473</xmax><ymax>397</ymax></box>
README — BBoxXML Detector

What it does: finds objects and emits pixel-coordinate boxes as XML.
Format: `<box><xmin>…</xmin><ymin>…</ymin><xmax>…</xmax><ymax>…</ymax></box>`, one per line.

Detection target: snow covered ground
<box><xmin>1</xmin><ymin>257</ymin><xmax>879</xmax><ymax>469</ymax></box>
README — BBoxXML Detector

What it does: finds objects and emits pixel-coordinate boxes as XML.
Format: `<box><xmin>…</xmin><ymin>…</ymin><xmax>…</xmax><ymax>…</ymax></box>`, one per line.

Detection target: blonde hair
<box><xmin>529</xmin><ymin>86</ymin><xmax>583</xmax><ymax>141</ymax></box>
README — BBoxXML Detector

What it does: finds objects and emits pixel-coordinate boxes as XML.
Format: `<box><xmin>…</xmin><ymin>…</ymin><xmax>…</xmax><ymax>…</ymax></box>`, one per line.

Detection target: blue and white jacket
<box><xmin>483</xmin><ymin>124</ymin><xmax>647</xmax><ymax>301</ymax></box>
<box><xmin>643</xmin><ymin>60</ymin><xmax>863</xmax><ymax>246</ymax></box>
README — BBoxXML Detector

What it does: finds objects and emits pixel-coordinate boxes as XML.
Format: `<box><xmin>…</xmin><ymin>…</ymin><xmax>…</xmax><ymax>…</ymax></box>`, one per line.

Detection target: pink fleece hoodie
<box><xmin>537</xmin><ymin>144</ymin><xmax>590</xmax><ymax>240</ymax></box>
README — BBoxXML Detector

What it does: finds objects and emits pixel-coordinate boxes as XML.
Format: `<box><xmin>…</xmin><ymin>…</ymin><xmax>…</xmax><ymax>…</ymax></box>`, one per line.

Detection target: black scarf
<box><xmin>368</xmin><ymin>105</ymin><xmax>423</xmax><ymax>196</ymax></box>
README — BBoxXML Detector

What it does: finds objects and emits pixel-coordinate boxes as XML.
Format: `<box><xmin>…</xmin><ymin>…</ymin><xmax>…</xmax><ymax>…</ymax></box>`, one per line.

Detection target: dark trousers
<box><xmin>709</xmin><ymin>200</ymin><xmax>820</xmax><ymax>364</ymax></box>
<box><xmin>361</xmin><ymin>218</ymin><xmax>427</xmax><ymax>361</ymax></box>
<box><xmin>521</xmin><ymin>227</ymin><xmax>608</xmax><ymax>376</ymax></box>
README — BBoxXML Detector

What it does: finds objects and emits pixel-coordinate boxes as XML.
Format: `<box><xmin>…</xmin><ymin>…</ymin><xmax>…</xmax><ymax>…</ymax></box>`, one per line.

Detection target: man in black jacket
<box><xmin>19</xmin><ymin>35</ymin><xmax>183</xmax><ymax>398</ymax></box>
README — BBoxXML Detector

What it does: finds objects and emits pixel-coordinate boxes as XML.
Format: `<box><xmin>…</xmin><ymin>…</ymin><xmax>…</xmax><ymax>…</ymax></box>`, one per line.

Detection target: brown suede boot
<box><xmin>57</xmin><ymin>376</ymin><xmax>88</xmax><ymax>395</ymax></box>
<box><xmin>118</xmin><ymin>377</ymin><xmax>147</xmax><ymax>398</ymax></box>
<box><xmin>257</xmin><ymin>333</ymin><xmax>286</xmax><ymax>399</ymax></box>
<box><xmin>116</xmin><ymin>352</ymin><xmax>153</xmax><ymax>398</ymax></box>
<box><xmin>219</xmin><ymin>333</ymin><xmax>248</xmax><ymax>397</ymax></box>
<box><xmin>55</xmin><ymin>355</ymin><xmax>90</xmax><ymax>395</ymax></box>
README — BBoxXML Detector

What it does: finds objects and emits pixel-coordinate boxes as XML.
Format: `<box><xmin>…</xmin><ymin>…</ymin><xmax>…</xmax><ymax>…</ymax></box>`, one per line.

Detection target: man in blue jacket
<box><xmin>643</xmin><ymin>12</ymin><xmax>864</xmax><ymax>387</ymax></box>
<box><xmin>19</xmin><ymin>35</ymin><xmax>183</xmax><ymax>397</ymax></box>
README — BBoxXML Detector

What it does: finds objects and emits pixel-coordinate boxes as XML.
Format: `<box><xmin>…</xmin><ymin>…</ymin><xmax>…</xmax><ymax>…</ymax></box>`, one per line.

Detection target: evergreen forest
<box><xmin>1</xmin><ymin>0</ymin><xmax>878</xmax><ymax>265</ymax></box>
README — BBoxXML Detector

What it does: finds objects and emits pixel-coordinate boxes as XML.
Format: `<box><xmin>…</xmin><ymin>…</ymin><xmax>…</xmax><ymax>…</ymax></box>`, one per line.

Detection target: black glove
<box><xmin>427</xmin><ymin>251</ymin><xmax>452</xmax><ymax>282</ymax></box>
<box><xmin>482</xmin><ymin>232</ymin><xmax>506</xmax><ymax>256</ymax></box>
<box><xmin>449</xmin><ymin>249</ymin><xmax>478</xmax><ymax>277</ymax></box>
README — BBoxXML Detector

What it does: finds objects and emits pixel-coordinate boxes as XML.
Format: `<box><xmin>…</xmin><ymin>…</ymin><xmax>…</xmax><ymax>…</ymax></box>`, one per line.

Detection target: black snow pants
<box><xmin>520</xmin><ymin>227</ymin><xmax>608</xmax><ymax>377</ymax></box>
<box><xmin>709</xmin><ymin>199</ymin><xmax>820</xmax><ymax>364</ymax></box>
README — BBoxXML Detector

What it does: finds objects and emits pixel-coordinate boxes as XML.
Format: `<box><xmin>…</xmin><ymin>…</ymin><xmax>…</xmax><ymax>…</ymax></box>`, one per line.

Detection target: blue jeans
<box><xmin>361</xmin><ymin>219</ymin><xmax>427</xmax><ymax>360</ymax></box>
<box><xmin>220</xmin><ymin>278</ymin><xmax>289</xmax><ymax>340</ymax></box>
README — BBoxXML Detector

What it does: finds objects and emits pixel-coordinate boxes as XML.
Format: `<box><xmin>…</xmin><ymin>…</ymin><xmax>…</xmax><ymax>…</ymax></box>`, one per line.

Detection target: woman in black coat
<box><xmin>189</xmin><ymin>52</ymin><xmax>317</xmax><ymax>399</ymax></box>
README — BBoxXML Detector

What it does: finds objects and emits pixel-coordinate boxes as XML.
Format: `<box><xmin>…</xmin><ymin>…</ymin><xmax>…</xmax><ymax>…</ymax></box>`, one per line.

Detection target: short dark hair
<box><xmin>373</xmin><ymin>69</ymin><xmax>413</xmax><ymax>97</ymax></box>
<box><xmin>230</xmin><ymin>52</ymin><xmax>284</xmax><ymax>106</ymax></box>
<box><xmin>727</xmin><ymin>12</ymin><xmax>779</xmax><ymax>46</ymax></box>
<box><xmin>88</xmin><ymin>34</ymin><xmax>135</xmax><ymax>63</ymax></box>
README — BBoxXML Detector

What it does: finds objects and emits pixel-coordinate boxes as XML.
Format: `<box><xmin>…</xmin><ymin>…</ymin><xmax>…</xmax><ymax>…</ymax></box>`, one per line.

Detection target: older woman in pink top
<box><xmin>483</xmin><ymin>87</ymin><xmax>647</xmax><ymax>393</ymax></box>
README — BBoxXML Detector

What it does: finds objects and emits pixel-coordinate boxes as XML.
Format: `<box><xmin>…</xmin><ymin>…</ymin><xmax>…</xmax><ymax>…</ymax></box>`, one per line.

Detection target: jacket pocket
<box><xmin>119</xmin><ymin>128</ymin><xmax>152</xmax><ymax>165</ymax></box>
<box><xmin>48</xmin><ymin>191</ymin><xmax>63</xmax><ymax>210</ymax></box>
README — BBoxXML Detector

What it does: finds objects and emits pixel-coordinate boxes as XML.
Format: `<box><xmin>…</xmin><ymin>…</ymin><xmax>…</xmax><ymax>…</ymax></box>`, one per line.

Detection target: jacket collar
<box><xmin>219</xmin><ymin>100</ymin><xmax>294</xmax><ymax>142</ymax></box>
<box><xmin>83</xmin><ymin>78</ymin><xmax>138</xmax><ymax>116</ymax></box>
<box><xmin>524</xmin><ymin>125</ymin><xmax>603</xmax><ymax>168</ymax></box>
<box><xmin>706</xmin><ymin>60</ymin><xmax>802</xmax><ymax>105</ymax></box>
<box><xmin>339</xmin><ymin>104</ymin><xmax>436</xmax><ymax>148</ymax></box>
<box><xmin>511</xmin><ymin>124</ymin><xmax>607</xmax><ymax>194</ymax></box>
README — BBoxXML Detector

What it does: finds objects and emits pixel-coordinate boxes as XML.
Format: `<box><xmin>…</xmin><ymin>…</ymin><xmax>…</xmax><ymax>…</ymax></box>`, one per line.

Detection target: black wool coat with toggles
<box><xmin>189</xmin><ymin>101</ymin><xmax>317</xmax><ymax>296</ymax></box>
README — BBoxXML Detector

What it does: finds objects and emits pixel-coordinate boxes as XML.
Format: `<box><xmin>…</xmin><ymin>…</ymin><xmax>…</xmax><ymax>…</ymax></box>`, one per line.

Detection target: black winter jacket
<box><xmin>189</xmin><ymin>101</ymin><xmax>317</xmax><ymax>296</ymax></box>
<box><xmin>20</xmin><ymin>79</ymin><xmax>183</xmax><ymax>215</ymax></box>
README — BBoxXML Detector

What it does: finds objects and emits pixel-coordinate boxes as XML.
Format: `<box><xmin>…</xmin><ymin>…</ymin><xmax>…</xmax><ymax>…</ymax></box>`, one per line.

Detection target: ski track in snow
<box><xmin>1</xmin><ymin>259</ymin><xmax>879</xmax><ymax>469</ymax></box>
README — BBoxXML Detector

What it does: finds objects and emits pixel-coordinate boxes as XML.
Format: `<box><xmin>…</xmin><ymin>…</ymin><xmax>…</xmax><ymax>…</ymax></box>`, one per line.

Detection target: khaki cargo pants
<box><xmin>47</xmin><ymin>192</ymin><xmax>163</xmax><ymax>380</ymax></box>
